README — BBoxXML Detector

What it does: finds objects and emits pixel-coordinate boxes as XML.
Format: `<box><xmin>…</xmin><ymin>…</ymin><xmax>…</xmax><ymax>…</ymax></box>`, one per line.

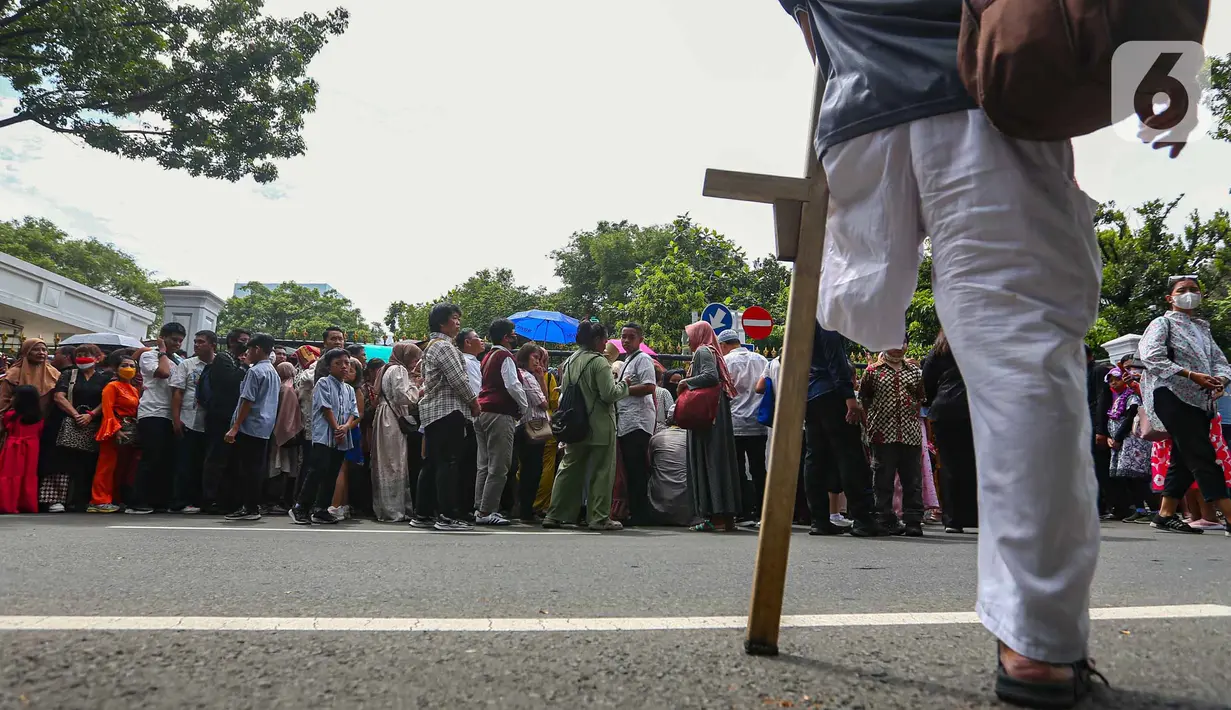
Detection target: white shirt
<box><xmin>137</xmin><ymin>350</ymin><xmax>178</xmax><ymax>420</ymax></box>
<box><xmin>463</xmin><ymin>352</ymin><xmax>482</xmax><ymax>397</ymax></box>
<box><xmin>654</xmin><ymin>386</ymin><xmax>673</xmax><ymax>432</ymax></box>
<box><xmin>725</xmin><ymin>348</ymin><xmax>769</xmax><ymax>437</ymax></box>
<box><xmin>616</xmin><ymin>352</ymin><xmax>657</xmax><ymax>437</ymax></box>
<box><xmin>169</xmin><ymin>356</ymin><xmax>209</xmax><ymax>432</ymax></box>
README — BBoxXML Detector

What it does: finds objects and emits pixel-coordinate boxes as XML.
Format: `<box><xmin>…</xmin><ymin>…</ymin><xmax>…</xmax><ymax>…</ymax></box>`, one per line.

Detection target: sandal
<box><xmin>689</xmin><ymin>520</ymin><xmax>717</xmax><ymax>532</ymax></box>
<box><xmin>994</xmin><ymin>647</ymin><xmax>1109</xmax><ymax>709</ymax></box>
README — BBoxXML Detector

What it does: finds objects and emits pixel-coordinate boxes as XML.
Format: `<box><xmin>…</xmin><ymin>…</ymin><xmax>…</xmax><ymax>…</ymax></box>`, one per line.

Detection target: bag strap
<box><xmin>66</xmin><ymin>368</ymin><xmax>79</xmax><ymax>408</ymax></box>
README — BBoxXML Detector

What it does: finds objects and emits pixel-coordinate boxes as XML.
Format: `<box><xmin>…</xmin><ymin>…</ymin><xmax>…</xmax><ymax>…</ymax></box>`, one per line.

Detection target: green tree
<box><xmin>1096</xmin><ymin>197</ymin><xmax>1231</xmax><ymax>348</ymax></box>
<box><xmin>1206</xmin><ymin>54</ymin><xmax>1231</xmax><ymax>144</ymax></box>
<box><xmin>218</xmin><ymin>281</ymin><xmax>367</xmax><ymax>341</ymax></box>
<box><xmin>384</xmin><ymin>300</ymin><xmax>431</xmax><ymax>341</ymax></box>
<box><xmin>0</xmin><ymin>216</ymin><xmax>184</xmax><ymax>330</ymax></box>
<box><xmin>442</xmin><ymin>268</ymin><xmax>544</xmax><ymax>339</ymax></box>
<box><xmin>549</xmin><ymin>220</ymin><xmax>673</xmax><ymax>323</ymax></box>
<box><xmin>0</xmin><ymin>0</ymin><xmax>349</xmax><ymax>183</ymax></box>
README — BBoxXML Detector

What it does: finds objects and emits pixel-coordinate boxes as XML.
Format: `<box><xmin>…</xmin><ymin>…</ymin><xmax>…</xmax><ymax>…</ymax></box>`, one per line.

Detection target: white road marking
<box><xmin>1</xmin><ymin>605</ymin><xmax>1227</xmax><ymax>632</ymax></box>
<box><xmin>106</xmin><ymin>525</ymin><xmax>597</xmax><ymax>536</ymax></box>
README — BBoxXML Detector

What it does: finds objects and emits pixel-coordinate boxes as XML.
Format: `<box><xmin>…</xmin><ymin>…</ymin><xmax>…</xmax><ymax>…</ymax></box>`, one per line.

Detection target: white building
<box><xmin>0</xmin><ymin>251</ymin><xmax>154</xmax><ymax>346</ymax></box>
<box><xmin>160</xmin><ymin>286</ymin><xmax>225</xmax><ymax>338</ymax></box>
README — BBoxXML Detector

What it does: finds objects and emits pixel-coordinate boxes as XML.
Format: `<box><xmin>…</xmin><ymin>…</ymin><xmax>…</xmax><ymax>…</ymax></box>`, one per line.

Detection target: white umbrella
<box><xmin>59</xmin><ymin>333</ymin><xmax>146</xmax><ymax>348</ymax></box>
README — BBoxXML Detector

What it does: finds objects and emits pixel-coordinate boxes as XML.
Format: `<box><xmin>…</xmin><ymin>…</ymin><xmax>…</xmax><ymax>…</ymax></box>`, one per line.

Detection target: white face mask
<box><xmin>76</xmin><ymin>362</ymin><xmax>95</xmax><ymax>371</ymax></box>
<box><xmin>1174</xmin><ymin>292</ymin><xmax>1202</xmax><ymax>310</ymax></box>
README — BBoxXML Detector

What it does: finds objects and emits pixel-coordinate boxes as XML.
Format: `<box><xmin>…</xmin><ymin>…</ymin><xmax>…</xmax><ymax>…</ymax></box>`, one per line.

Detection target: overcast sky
<box><xmin>2</xmin><ymin>1</ymin><xmax>1230</xmax><ymax>323</ymax></box>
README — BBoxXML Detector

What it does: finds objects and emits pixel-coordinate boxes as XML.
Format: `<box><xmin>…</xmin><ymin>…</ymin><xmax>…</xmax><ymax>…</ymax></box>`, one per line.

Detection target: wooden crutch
<box><xmin>701</xmin><ymin>66</ymin><xmax>829</xmax><ymax>656</ymax></box>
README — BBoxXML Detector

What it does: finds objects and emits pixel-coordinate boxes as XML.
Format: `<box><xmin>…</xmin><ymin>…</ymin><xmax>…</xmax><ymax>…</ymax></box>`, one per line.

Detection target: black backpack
<box><xmin>551</xmin><ymin>353</ymin><xmax>599</xmax><ymax>445</ymax></box>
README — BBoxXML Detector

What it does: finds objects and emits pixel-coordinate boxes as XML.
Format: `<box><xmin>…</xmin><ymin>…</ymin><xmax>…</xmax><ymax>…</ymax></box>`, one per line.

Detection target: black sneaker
<box><xmin>903</xmin><ymin>522</ymin><xmax>923</xmax><ymax>537</ymax></box>
<box><xmin>808</xmin><ymin>520</ymin><xmax>846</xmax><ymax>536</ymax></box>
<box><xmin>1151</xmin><ymin>514</ymin><xmax>1202</xmax><ymax>534</ymax></box>
<box><xmin>435</xmin><ymin>516</ymin><xmax>474</xmax><ymax>531</ymax></box>
<box><xmin>224</xmin><ymin>507</ymin><xmax>261</xmax><ymax>521</ymax></box>
<box><xmin>289</xmin><ymin>507</ymin><xmax>311</xmax><ymax>526</ymax></box>
<box><xmin>310</xmin><ymin>509</ymin><xmax>338</xmax><ymax>525</ymax></box>
<box><xmin>409</xmin><ymin>516</ymin><xmax>435</xmax><ymax>529</ymax></box>
<box><xmin>885</xmin><ymin>520</ymin><xmax>907</xmax><ymax>536</ymax></box>
<box><xmin>850</xmin><ymin>519</ymin><xmax>890</xmax><ymax>537</ymax></box>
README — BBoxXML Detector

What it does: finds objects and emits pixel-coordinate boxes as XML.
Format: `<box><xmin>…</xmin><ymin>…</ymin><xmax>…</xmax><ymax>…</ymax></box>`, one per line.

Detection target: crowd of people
<box><xmin>0</xmin><ymin>284</ymin><xmax>1226</xmax><ymax>542</ymax></box>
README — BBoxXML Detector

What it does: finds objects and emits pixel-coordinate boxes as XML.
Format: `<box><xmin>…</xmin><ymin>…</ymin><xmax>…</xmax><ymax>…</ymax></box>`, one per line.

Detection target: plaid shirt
<box><xmin>420</xmin><ymin>332</ymin><xmax>476</xmax><ymax>427</ymax></box>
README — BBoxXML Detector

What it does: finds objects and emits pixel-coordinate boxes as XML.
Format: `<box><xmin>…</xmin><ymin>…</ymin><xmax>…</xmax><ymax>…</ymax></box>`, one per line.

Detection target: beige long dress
<box><xmin>370</xmin><ymin>364</ymin><xmax>418</xmax><ymax>521</ymax></box>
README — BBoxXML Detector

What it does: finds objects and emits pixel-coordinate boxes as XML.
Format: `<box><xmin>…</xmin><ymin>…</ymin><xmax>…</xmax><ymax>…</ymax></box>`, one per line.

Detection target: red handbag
<box><xmin>674</xmin><ymin>385</ymin><xmax>719</xmax><ymax>430</ymax></box>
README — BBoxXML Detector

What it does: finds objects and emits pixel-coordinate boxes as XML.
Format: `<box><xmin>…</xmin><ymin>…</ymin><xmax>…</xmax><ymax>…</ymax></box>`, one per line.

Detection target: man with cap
<box><xmin>717</xmin><ymin>329</ymin><xmax>770</xmax><ymax>521</ymax></box>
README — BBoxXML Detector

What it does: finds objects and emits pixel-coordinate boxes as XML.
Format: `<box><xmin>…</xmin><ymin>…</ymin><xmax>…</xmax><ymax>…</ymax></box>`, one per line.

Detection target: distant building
<box><xmin>233</xmin><ymin>282</ymin><xmax>337</xmax><ymax>298</ymax></box>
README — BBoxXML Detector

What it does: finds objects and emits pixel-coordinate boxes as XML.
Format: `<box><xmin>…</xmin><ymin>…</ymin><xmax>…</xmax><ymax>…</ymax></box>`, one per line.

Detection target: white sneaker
<box><xmin>475</xmin><ymin>512</ymin><xmax>512</xmax><ymax>526</ymax></box>
<box><xmin>178</xmin><ymin>505</ymin><xmax>201</xmax><ymax>515</ymax></box>
<box><xmin>1189</xmin><ymin>519</ymin><xmax>1226</xmax><ymax>531</ymax></box>
<box><xmin>829</xmin><ymin>514</ymin><xmax>853</xmax><ymax>528</ymax></box>
<box><xmin>48</xmin><ymin>503</ymin><xmax>65</xmax><ymax>513</ymax></box>
<box><xmin>340</xmin><ymin>505</ymin><xmax>352</xmax><ymax>520</ymax></box>
<box><xmin>327</xmin><ymin>506</ymin><xmax>345</xmax><ymax>521</ymax></box>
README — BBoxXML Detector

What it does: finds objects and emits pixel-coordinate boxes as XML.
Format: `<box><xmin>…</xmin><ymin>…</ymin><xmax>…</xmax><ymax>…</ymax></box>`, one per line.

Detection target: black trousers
<box><xmin>419</xmin><ymin>411</ymin><xmax>465</xmax><ymax>519</ymax></box>
<box><xmin>803</xmin><ymin>392</ymin><xmax>874</xmax><ymax>522</ymax></box>
<box><xmin>514</xmin><ymin>428</ymin><xmax>547</xmax><ymax>519</ymax></box>
<box><xmin>931</xmin><ymin>416</ymin><xmax>978</xmax><ymax>529</ymax></box>
<box><xmin>171</xmin><ymin>427</ymin><xmax>208</xmax><ymax>509</ymax></box>
<box><xmin>298</xmin><ymin>443</ymin><xmax>347</xmax><ymax>511</ymax></box>
<box><xmin>1153</xmin><ymin>388</ymin><xmax>1230</xmax><ymax>503</ymax></box>
<box><xmin>457</xmin><ymin>419</ymin><xmax>477</xmax><ymax>515</ymax></box>
<box><xmin>1091</xmin><ymin>431</ymin><xmax>1111</xmax><ymax>514</ymax></box>
<box><xmin>871</xmin><ymin>442</ymin><xmax>923</xmax><ymax>525</ymax></box>
<box><xmin>202</xmin><ymin>414</ymin><xmax>238</xmax><ymax>510</ymax></box>
<box><xmin>618</xmin><ymin>429</ymin><xmax>654</xmax><ymax>524</ymax></box>
<box><xmin>734</xmin><ymin>435</ymin><xmax>768</xmax><ymax>518</ymax></box>
<box><xmin>131</xmin><ymin>417</ymin><xmax>175</xmax><ymax>509</ymax></box>
<box><xmin>234</xmin><ymin>433</ymin><xmax>270</xmax><ymax>511</ymax></box>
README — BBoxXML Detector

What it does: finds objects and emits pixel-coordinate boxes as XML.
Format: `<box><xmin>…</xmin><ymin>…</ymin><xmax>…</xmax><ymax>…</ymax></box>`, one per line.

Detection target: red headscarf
<box><xmin>685</xmin><ymin>321</ymin><xmax>737</xmax><ymax>398</ymax></box>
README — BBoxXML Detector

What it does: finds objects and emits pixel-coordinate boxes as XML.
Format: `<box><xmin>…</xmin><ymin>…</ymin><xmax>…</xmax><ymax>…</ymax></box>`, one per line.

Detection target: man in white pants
<box><xmin>778</xmin><ymin>2</ymin><xmax>1119</xmax><ymax>706</ymax></box>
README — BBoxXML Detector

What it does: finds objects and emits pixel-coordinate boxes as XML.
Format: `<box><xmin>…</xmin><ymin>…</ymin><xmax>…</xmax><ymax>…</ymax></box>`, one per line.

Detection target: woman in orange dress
<box><xmin>88</xmin><ymin>354</ymin><xmax>141</xmax><ymax>513</ymax></box>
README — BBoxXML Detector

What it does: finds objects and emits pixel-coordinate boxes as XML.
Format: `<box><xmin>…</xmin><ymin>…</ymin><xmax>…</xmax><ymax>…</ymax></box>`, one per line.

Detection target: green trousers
<box><xmin>547</xmin><ymin>441</ymin><xmax>615</xmax><ymax>526</ymax></box>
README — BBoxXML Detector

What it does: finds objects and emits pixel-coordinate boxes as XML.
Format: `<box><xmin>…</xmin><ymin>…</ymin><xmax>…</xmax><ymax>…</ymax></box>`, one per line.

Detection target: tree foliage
<box><xmin>1096</xmin><ymin>197</ymin><xmax>1231</xmax><ymax>349</ymax></box>
<box><xmin>384</xmin><ymin>269</ymin><xmax>545</xmax><ymax>342</ymax></box>
<box><xmin>218</xmin><ymin>281</ymin><xmax>368</xmax><ymax>341</ymax></box>
<box><xmin>0</xmin><ymin>216</ymin><xmax>184</xmax><ymax>328</ymax></box>
<box><xmin>0</xmin><ymin>0</ymin><xmax>349</xmax><ymax>183</ymax></box>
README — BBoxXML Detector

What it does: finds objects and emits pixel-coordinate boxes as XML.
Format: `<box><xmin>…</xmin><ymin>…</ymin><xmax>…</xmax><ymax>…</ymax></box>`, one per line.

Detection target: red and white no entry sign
<box><xmin>741</xmin><ymin>306</ymin><xmax>773</xmax><ymax>340</ymax></box>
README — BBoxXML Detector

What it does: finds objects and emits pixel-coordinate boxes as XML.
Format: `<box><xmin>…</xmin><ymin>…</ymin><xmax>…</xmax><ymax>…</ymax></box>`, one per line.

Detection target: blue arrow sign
<box><xmin>701</xmin><ymin>302</ymin><xmax>734</xmax><ymax>335</ymax></box>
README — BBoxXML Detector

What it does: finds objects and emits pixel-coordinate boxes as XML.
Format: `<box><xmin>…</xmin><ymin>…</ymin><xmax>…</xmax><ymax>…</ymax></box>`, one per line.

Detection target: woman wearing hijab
<box><xmin>543</xmin><ymin>322</ymin><xmax>629</xmax><ymax>531</ymax></box>
<box><xmin>676</xmin><ymin>321</ymin><xmax>742</xmax><ymax>532</ymax></box>
<box><xmin>533</xmin><ymin>346</ymin><xmax>560</xmax><ymax>515</ymax></box>
<box><xmin>1103</xmin><ymin>367</ymin><xmax>1153</xmax><ymax>521</ymax></box>
<box><xmin>89</xmin><ymin>354</ymin><xmax>141</xmax><ymax>513</ymax></box>
<box><xmin>858</xmin><ymin>344</ymin><xmax>926</xmax><ymax>536</ymax></box>
<box><xmin>371</xmin><ymin>342</ymin><xmax>422</xmax><ymax>522</ymax></box>
<box><xmin>269</xmin><ymin>361</ymin><xmax>304</xmax><ymax>510</ymax></box>
<box><xmin>0</xmin><ymin>339</ymin><xmax>60</xmax><ymax>416</ymax></box>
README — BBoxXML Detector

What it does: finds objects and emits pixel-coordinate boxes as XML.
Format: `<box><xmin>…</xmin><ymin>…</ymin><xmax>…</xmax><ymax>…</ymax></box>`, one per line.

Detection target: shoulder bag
<box><xmin>674</xmin><ymin>351</ymin><xmax>720</xmax><ymax>430</ymax></box>
<box><xmin>55</xmin><ymin>369</ymin><xmax>100</xmax><ymax>452</ymax></box>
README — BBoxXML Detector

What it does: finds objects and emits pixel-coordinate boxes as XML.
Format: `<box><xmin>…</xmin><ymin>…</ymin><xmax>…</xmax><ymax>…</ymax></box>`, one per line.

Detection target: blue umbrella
<box><xmin>508</xmin><ymin>310</ymin><xmax>579</xmax><ymax>344</ymax></box>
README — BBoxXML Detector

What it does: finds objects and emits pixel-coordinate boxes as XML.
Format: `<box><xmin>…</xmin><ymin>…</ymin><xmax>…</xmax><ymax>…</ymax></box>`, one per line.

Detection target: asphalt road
<box><xmin>1</xmin><ymin>515</ymin><xmax>1228</xmax><ymax>709</ymax></box>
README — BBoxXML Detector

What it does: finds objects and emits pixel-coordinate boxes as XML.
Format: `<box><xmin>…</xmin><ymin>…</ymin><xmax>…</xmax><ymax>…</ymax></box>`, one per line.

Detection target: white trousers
<box><xmin>819</xmin><ymin>109</ymin><xmax>1101</xmax><ymax>663</ymax></box>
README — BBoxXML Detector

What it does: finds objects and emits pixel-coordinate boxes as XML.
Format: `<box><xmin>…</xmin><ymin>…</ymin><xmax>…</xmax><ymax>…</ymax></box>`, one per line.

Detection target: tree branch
<box><xmin>0</xmin><ymin>112</ymin><xmax>34</xmax><ymax>129</ymax></box>
<box><xmin>0</xmin><ymin>17</ymin><xmax>184</xmax><ymax>45</ymax></box>
<box><xmin>0</xmin><ymin>0</ymin><xmax>54</xmax><ymax>32</ymax></box>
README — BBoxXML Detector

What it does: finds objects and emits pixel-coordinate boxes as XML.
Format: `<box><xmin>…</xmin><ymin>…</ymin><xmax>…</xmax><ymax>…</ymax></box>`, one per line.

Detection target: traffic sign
<box><xmin>701</xmin><ymin>302</ymin><xmax>734</xmax><ymax>334</ymax></box>
<box><xmin>742</xmin><ymin>305</ymin><xmax>773</xmax><ymax>340</ymax></box>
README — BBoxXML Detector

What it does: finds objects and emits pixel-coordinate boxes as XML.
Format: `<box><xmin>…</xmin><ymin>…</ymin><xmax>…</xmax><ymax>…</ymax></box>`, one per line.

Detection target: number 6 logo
<box><xmin>1111</xmin><ymin>41</ymin><xmax>1210</xmax><ymax>147</ymax></box>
